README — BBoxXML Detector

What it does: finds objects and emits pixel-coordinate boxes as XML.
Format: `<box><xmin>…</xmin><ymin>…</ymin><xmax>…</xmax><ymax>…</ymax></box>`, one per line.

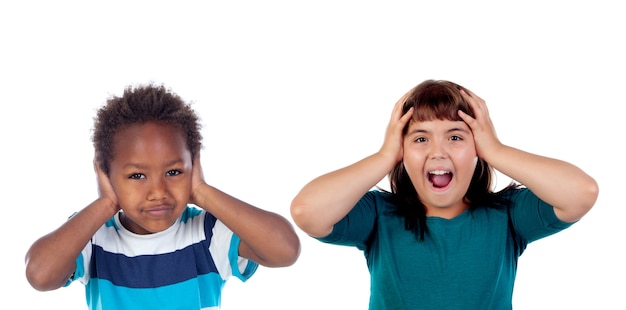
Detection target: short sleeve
<box><xmin>507</xmin><ymin>187</ymin><xmax>574</xmax><ymax>243</ymax></box>
<box><xmin>317</xmin><ymin>190</ymin><xmax>383</xmax><ymax>250</ymax></box>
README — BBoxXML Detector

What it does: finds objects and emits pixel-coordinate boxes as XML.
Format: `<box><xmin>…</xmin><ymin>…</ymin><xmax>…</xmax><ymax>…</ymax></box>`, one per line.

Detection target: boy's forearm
<box><xmin>192</xmin><ymin>184</ymin><xmax>300</xmax><ymax>267</ymax></box>
<box><xmin>25</xmin><ymin>198</ymin><xmax>118</xmax><ymax>291</ymax></box>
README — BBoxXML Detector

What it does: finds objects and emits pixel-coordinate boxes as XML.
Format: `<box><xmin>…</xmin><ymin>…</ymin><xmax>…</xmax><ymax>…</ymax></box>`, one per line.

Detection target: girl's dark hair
<box><xmin>385</xmin><ymin>80</ymin><xmax>518</xmax><ymax>241</ymax></box>
<box><xmin>92</xmin><ymin>83</ymin><xmax>203</xmax><ymax>174</ymax></box>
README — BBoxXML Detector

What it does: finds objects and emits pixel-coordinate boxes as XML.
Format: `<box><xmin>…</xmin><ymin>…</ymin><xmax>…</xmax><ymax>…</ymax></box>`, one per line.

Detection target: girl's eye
<box><xmin>450</xmin><ymin>135</ymin><xmax>462</xmax><ymax>141</ymax></box>
<box><xmin>129</xmin><ymin>173</ymin><xmax>145</xmax><ymax>179</ymax></box>
<box><xmin>414</xmin><ymin>137</ymin><xmax>427</xmax><ymax>143</ymax></box>
<box><xmin>166</xmin><ymin>170</ymin><xmax>182</xmax><ymax>177</ymax></box>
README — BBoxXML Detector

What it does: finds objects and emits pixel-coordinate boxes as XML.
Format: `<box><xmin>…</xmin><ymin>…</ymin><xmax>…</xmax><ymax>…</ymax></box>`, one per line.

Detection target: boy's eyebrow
<box><xmin>122</xmin><ymin>158</ymin><xmax>187</xmax><ymax>169</ymax></box>
<box><xmin>122</xmin><ymin>162</ymin><xmax>147</xmax><ymax>170</ymax></box>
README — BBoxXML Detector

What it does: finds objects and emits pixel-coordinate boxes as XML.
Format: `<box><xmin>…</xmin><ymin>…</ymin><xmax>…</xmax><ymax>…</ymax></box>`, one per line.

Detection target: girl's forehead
<box><xmin>408</xmin><ymin>119</ymin><xmax>469</xmax><ymax>130</ymax></box>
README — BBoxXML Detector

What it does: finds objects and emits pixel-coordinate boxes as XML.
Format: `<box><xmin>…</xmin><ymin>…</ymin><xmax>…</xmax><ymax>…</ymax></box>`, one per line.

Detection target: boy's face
<box><xmin>108</xmin><ymin>121</ymin><xmax>192</xmax><ymax>234</ymax></box>
<box><xmin>403</xmin><ymin>119</ymin><xmax>477</xmax><ymax>218</ymax></box>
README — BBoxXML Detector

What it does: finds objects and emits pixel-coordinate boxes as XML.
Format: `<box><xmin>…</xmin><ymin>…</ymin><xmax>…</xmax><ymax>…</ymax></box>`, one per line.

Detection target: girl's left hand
<box><xmin>457</xmin><ymin>88</ymin><xmax>502</xmax><ymax>159</ymax></box>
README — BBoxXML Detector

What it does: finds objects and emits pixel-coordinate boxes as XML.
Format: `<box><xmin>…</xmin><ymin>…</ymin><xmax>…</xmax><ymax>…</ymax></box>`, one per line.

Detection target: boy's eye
<box><xmin>450</xmin><ymin>135</ymin><xmax>462</xmax><ymax>141</ymax></box>
<box><xmin>166</xmin><ymin>170</ymin><xmax>182</xmax><ymax>177</ymax></box>
<box><xmin>129</xmin><ymin>173</ymin><xmax>145</xmax><ymax>179</ymax></box>
<box><xmin>414</xmin><ymin>137</ymin><xmax>427</xmax><ymax>143</ymax></box>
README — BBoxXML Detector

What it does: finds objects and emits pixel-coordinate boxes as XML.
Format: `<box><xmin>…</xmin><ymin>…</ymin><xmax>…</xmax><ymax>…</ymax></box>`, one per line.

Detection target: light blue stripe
<box><xmin>86</xmin><ymin>272</ymin><xmax>226</xmax><ymax>309</ymax></box>
<box><xmin>181</xmin><ymin>205</ymin><xmax>202</xmax><ymax>223</ymax></box>
<box><xmin>228</xmin><ymin>234</ymin><xmax>258</xmax><ymax>281</ymax></box>
<box><xmin>104</xmin><ymin>216</ymin><xmax>119</xmax><ymax>230</ymax></box>
<box><xmin>64</xmin><ymin>253</ymin><xmax>85</xmax><ymax>287</ymax></box>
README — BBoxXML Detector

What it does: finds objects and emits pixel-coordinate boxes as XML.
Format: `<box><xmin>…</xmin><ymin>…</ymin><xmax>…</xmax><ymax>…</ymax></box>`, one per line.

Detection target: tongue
<box><xmin>431</xmin><ymin>174</ymin><xmax>452</xmax><ymax>188</ymax></box>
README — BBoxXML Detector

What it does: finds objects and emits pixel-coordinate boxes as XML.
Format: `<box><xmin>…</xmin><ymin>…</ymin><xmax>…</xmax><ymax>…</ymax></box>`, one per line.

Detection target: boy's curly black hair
<box><xmin>92</xmin><ymin>83</ymin><xmax>203</xmax><ymax>174</ymax></box>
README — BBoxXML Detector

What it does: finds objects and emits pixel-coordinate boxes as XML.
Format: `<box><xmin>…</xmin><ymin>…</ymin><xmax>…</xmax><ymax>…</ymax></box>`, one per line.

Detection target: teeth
<box><xmin>429</xmin><ymin>170</ymin><xmax>449</xmax><ymax>175</ymax></box>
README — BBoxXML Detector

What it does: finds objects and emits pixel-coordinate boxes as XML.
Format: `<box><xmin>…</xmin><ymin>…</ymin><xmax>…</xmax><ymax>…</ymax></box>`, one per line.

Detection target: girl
<box><xmin>290</xmin><ymin>80</ymin><xmax>598</xmax><ymax>309</ymax></box>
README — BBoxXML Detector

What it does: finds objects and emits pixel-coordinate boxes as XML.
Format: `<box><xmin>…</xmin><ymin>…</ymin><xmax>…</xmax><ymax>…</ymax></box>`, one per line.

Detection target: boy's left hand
<box><xmin>189</xmin><ymin>154</ymin><xmax>207</xmax><ymax>206</ymax></box>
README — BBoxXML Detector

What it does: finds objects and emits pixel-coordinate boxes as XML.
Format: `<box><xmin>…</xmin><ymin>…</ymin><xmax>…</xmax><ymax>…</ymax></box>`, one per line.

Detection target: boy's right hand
<box><xmin>94</xmin><ymin>160</ymin><xmax>120</xmax><ymax>212</ymax></box>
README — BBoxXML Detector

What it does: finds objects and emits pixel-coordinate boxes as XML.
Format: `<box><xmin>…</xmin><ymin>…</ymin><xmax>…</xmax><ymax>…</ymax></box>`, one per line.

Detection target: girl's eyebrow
<box><xmin>447</xmin><ymin>127</ymin><xmax>471</xmax><ymax>134</ymax></box>
<box><xmin>406</xmin><ymin>128</ymin><xmax>428</xmax><ymax>135</ymax></box>
<box><xmin>406</xmin><ymin>127</ymin><xmax>470</xmax><ymax>135</ymax></box>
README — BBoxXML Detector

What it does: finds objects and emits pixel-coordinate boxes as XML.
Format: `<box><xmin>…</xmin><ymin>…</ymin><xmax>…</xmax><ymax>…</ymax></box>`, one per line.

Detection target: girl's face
<box><xmin>403</xmin><ymin>119</ymin><xmax>477</xmax><ymax>218</ymax></box>
<box><xmin>108</xmin><ymin>121</ymin><xmax>193</xmax><ymax>234</ymax></box>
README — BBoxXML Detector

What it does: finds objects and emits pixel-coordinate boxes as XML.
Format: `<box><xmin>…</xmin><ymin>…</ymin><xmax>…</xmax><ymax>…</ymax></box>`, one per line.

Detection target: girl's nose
<box><xmin>429</xmin><ymin>140</ymin><xmax>447</xmax><ymax>159</ymax></box>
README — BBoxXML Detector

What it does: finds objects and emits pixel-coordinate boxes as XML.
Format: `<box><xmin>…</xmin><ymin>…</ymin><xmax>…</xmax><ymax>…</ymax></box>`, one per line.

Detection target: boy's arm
<box><xmin>25</xmin><ymin>198</ymin><xmax>118</xmax><ymax>291</ymax></box>
<box><xmin>25</xmin><ymin>161</ymin><xmax>119</xmax><ymax>291</ymax></box>
<box><xmin>190</xmin><ymin>157</ymin><xmax>300</xmax><ymax>268</ymax></box>
<box><xmin>191</xmin><ymin>184</ymin><xmax>300</xmax><ymax>267</ymax></box>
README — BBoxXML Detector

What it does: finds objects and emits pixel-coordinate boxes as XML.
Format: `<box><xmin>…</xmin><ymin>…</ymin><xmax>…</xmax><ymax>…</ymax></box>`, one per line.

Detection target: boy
<box><xmin>25</xmin><ymin>83</ymin><xmax>300</xmax><ymax>309</ymax></box>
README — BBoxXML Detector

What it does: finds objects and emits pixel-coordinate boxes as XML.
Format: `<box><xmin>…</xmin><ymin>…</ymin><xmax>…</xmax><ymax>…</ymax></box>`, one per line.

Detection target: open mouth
<box><xmin>428</xmin><ymin>170</ymin><xmax>452</xmax><ymax>188</ymax></box>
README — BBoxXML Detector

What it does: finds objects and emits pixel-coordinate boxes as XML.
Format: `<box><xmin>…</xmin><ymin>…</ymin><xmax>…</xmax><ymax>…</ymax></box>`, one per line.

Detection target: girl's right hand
<box><xmin>379</xmin><ymin>91</ymin><xmax>414</xmax><ymax>163</ymax></box>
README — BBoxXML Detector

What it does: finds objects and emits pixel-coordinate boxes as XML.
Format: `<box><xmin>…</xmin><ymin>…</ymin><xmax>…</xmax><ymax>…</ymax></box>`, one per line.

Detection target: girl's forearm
<box><xmin>290</xmin><ymin>152</ymin><xmax>397</xmax><ymax>238</ymax></box>
<box><xmin>485</xmin><ymin>145</ymin><xmax>598</xmax><ymax>222</ymax></box>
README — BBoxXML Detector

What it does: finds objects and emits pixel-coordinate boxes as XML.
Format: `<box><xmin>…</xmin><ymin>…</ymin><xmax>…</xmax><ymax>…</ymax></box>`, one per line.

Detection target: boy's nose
<box><xmin>147</xmin><ymin>178</ymin><xmax>167</xmax><ymax>200</ymax></box>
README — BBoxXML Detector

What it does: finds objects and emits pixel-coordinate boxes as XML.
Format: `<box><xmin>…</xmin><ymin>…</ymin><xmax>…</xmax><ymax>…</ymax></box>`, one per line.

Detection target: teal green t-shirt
<box><xmin>318</xmin><ymin>188</ymin><xmax>573</xmax><ymax>310</ymax></box>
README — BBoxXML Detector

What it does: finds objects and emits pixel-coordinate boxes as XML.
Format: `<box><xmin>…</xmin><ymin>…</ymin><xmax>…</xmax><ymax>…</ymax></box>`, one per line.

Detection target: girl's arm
<box><xmin>458</xmin><ymin>89</ymin><xmax>599</xmax><ymax>223</ymax></box>
<box><xmin>486</xmin><ymin>146</ymin><xmax>597</xmax><ymax>222</ymax></box>
<box><xmin>190</xmin><ymin>156</ymin><xmax>300</xmax><ymax>268</ymax></box>
<box><xmin>290</xmin><ymin>94</ymin><xmax>414</xmax><ymax>238</ymax></box>
<box><xmin>25</xmin><ymin>163</ymin><xmax>119</xmax><ymax>291</ymax></box>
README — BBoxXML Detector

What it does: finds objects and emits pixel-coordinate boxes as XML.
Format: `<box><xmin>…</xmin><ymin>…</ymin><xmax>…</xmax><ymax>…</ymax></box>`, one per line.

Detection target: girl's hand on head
<box><xmin>380</xmin><ymin>91</ymin><xmax>414</xmax><ymax>163</ymax></box>
<box><xmin>457</xmin><ymin>88</ymin><xmax>502</xmax><ymax>159</ymax></box>
<box><xmin>189</xmin><ymin>154</ymin><xmax>207</xmax><ymax>206</ymax></box>
<box><xmin>93</xmin><ymin>159</ymin><xmax>120</xmax><ymax>212</ymax></box>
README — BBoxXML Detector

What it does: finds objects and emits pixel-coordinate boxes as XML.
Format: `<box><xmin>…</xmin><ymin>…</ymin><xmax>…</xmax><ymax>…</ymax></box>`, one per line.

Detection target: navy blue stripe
<box><xmin>91</xmin><ymin>212</ymin><xmax>222</xmax><ymax>289</ymax></box>
<box><xmin>91</xmin><ymin>241</ymin><xmax>218</xmax><ymax>288</ymax></box>
<box><xmin>202</xmin><ymin>210</ymin><xmax>217</xmax><ymax>241</ymax></box>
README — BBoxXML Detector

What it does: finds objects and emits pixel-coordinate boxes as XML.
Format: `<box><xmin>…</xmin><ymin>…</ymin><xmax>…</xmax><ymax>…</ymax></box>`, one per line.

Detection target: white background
<box><xmin>1</xmin><ymin>1</ymin><xmax>624</xmax><ymax>309</ymax></box>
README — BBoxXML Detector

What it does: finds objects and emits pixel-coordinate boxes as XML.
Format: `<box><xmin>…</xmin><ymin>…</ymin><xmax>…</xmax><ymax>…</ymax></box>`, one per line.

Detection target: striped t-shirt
<box><xmin>65</xmin><ymin>206</ymin><xmax>258</xmax><ymax>310</ymax></box>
